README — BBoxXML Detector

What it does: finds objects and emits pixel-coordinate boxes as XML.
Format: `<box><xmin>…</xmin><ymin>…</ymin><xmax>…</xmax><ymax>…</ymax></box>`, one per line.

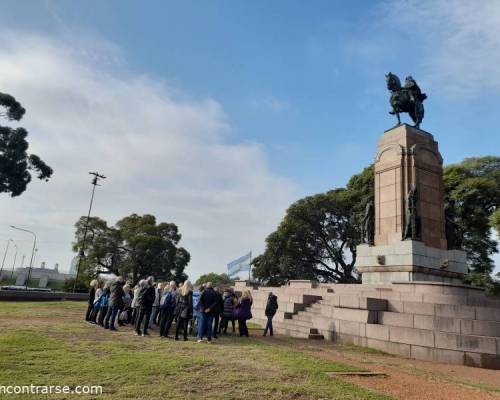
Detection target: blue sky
<box><xmin>0</xmin><ymin>0</ymin><xmax>498</xmax><ymax>278</ymax></box>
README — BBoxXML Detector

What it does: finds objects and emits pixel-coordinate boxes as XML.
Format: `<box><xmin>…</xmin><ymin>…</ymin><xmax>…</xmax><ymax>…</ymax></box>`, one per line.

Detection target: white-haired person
<box><xmin>159</xmin><ymin>280</ymin><xmax>177</xmax><ymax>338</ymax></box>
<box><xmin>85</xmin><ymin>279</ymin><xmax>100</xmax><ymax>322</ymax></box>
<box><xmin>174</xmin><ymin>280</ymin><xmax>193</xmax><ymax>341</ymax></box>
<box><xmin>88</xmin><ymin>280</ymin><xmax>103</xmax><ymax>324</ymax></box>
<box><xmin>149</xmin><ymin>281</ymin><xmax>161</xmax><ymax>328</ymax></box>
<box><xmin>131</xmin><ymin>280</ymin><xmax>144</xmax><ymax>325</ymax></box>
<box><xmin>135</xmin><ymin>276</ymin><xmax>156</xmax><ymax>336</ymax></box>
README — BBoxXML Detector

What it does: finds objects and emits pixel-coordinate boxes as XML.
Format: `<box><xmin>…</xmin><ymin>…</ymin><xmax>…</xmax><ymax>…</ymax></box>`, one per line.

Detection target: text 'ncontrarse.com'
<box><xmin>0</xmin><ymin>385</ymin><xmax>103</xmax><ymax>395</ymax></box>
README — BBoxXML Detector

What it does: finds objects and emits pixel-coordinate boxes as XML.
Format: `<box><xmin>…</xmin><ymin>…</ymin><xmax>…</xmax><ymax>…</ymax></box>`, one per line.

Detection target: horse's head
<box><xmin>386</xmin><ymin>72</ymin><xmax>401</xmax><ymax>91</ymax></box>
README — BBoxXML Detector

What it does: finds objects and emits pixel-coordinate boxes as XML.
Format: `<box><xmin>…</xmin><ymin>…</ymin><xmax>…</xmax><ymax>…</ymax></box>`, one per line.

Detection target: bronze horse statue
<box><xmin>386</xmin><ymin>72</ymin><xmax>427</xmax><ymax>129</ymax></box>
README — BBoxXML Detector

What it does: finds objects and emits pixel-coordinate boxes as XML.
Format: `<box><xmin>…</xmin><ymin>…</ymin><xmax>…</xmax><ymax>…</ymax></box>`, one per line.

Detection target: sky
<box><xmin>0</xmin><ymin>0</ymin><xmax>498</xmax><ymax>279</ymax></box>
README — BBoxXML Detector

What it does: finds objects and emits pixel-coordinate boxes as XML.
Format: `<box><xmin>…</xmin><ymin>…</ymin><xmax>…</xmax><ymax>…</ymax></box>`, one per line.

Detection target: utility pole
<box><xmin>73</xmin><ymin>171</ymin><xmax>106</xmax><ymax>293</ymax></box>
<box><xmin>10</xmin><ymin>226</ymin><xmax>36</xmax><ymax>289</ymax></box>
<box><xmin>7</xmin><ymin>244</ymin><xmax>17</xmax><ymax>283</ymax></box>
<box><xmin>0</xmin><ymin>239</ymin><xmax>12</xmax><ymax>282</ymax></box>
<box><xmin>11</xmin><ymin>253</ymin><xmax>24</xmax><ymax>280</ymax></box>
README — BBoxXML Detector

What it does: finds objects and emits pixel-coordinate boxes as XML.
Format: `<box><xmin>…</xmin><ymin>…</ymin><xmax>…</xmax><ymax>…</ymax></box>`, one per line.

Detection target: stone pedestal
<box><xmin>358</xmin><ymin>124</ymin><xmax>467</xmax><ymax>284</ymax></box>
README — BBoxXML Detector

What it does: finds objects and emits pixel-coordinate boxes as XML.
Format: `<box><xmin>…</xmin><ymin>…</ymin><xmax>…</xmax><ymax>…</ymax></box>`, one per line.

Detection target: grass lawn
<box><xmin>0</xmin><ymin>301</ymin><xmax>391</xmax><ymax>399</ymax></box>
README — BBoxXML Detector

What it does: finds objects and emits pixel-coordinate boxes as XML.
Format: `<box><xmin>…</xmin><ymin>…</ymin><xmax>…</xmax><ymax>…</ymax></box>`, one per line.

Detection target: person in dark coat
<box><xmin>104</xmin><ymin>276</ymin><xmax>125</xmax><ymax>330</ymax></box>
<box><xmin>219</xmin><ymin>288</ymin><xmax>236</xmax><ymax>335</ymax></box>
<box><xmin>197</xmin><ymin>282</ymin><xmax>219</xmax><ymax>343</ymax></box>
<box><xmin>263</xmin><ymin>292</ymin><xmax>278</xmax><ymax>336</ymax></box>
<box><xmin>174</xmin><ymin>280</ymin><xmax>193</xmax><ymax>341</ymax></box>
<box><xmin>135</xmin><ymin>276</ymin><xmax>156</xmax><ymax>336</ymax></box>
<box><xmin>235</xmin><ymin>290</ymin><xmax>253</xmax><ymax>337</ymax></box>
<box><xmin>85</xmin><ymin>279</ymin><xmax>98</xmax><ymax>322</ymax></box>
<box><xmin>212</xmin><ymin>287</ymin><xmax>224</xmax><ymax>339</ymax></box>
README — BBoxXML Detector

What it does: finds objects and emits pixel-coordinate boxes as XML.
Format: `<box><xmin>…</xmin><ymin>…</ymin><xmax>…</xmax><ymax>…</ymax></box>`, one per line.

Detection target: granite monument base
<box><xmin>356</xmin><ymin>240</ymin><xmax>467</xmax><ymax>284</ymax></box>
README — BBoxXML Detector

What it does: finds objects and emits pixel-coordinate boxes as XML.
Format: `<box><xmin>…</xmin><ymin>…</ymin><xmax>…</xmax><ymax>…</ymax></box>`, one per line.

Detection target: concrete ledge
<box><xmin>0</xmin><ymin>290</ymin><xmax>87</xmax><ymax>301</ymax></box>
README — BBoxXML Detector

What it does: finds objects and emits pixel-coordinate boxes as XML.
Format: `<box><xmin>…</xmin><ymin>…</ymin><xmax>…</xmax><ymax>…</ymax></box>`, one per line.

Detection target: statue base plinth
<box><xmin>357</xmin><ymin>240</ymin><xmax>467</xmax><ymax>285</ymax></box>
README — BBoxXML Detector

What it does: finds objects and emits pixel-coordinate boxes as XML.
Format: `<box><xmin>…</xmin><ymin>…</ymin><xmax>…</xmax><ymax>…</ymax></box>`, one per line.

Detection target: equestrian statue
<box><xmin>386</xmin><ymin>73</ymin><xmax>427</xmax><ymax>129</ymax></box>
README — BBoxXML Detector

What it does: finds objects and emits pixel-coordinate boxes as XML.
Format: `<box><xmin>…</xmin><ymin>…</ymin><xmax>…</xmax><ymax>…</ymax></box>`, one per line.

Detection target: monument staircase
<box><xmin>237</xmin><ymin>280</ymin><xmax>500</xmax><ymax>369</ymax></box>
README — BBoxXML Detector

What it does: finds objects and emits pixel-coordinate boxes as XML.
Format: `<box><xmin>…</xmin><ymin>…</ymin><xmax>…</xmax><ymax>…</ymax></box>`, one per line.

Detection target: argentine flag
<box><xmin>227</xmin><ymin>252</ymin><xmax>252</xmax><ymax>277</ymax></box>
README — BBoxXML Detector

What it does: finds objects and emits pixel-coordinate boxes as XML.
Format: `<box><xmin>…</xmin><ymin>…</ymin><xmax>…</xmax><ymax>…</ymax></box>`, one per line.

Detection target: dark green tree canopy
<box><xmin>443</xmin><ymin>156</ymin><xmax>500</xmax><ymax>274</ymax></box>
<box><xmin>0</xmin><ymin>92</ymin><xmax>53</xmax><ymax>196</ymax></box>
<box><xmin>253</xmin><ymin>166</ymin><xmax>373</xmax><ymax>285</ymax></box>
<box><xmin>73</xmin><ymin>213</ymin><xmax>190</xmax><ymax>283</ymax></box>
<box><xmin>195</xmin><ymin>272</ymin><xmax>235</xmax><ymax>287</ymax></box>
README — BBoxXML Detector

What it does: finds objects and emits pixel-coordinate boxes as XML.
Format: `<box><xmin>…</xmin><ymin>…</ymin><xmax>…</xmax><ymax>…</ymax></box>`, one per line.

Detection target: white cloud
<box><xmin>0</xmin><ymin>32</ymin><xmax>297</xmax><ymax>279</ymax></box>
<box><xmin>382</xmin><ymin>0</ymin><xmax>500</xmax><ymax>97</ymax></box>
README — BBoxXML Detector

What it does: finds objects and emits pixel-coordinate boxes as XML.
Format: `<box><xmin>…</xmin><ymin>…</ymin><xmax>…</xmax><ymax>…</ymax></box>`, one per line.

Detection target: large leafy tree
<box><xmin>0</xmin><ymin>92</ymin><xmax>53</xmax><ymax>196</ymax></box>
<box><xmin>73</xmin><ymin>214</ymin><xmax>190</xmax><ymax>283</ymax></box>
<box><xmin>443</xmin><ymin>156</ymin><xmax>500</xmax><ymax>274</ymax></box>
<box><xmin>195</xmin><ymin>272</ymin><xmax>235</xmax><ymax>286</ymax></box>
<box><xmin>253</xmin><ymin>166</ymin><xmax>373</xmax><ymax>284</ymax></box>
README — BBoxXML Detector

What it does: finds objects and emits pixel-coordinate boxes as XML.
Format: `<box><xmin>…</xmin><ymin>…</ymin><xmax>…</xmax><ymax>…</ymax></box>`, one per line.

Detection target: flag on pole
<box><xmin>227</xmin><ymin>252</ymin><xmax>252</xmax><ymax>278</ymax></box>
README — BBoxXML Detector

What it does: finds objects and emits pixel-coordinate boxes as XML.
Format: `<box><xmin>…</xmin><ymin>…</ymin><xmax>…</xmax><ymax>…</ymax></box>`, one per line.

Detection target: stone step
<box><xmin>308</xmin><ymin>333</ymin><xmax>325</xmax><ymax>340</ymax></box>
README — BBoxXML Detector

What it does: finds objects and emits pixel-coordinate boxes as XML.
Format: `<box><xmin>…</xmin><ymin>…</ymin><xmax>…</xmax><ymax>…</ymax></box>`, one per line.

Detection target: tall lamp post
<box><xmin>11</xmin><ymin>253</ymin><xmax>23</xmax><ymax>281</ymax></box>
<box><xmin>10</xmin><ymin>226</ymin><xmax>37</xmax><ymax>289</ymax></box>
<box><xmin>8</xmin><ymin>244</ymin><xmax>17</xmax><ymax>283</ymax></box>
<box><xmin>0</xmin><ymin>239</ymin><xmax>12</xmax><ymax>282</ymax></box>
<box><xmin>73</xmin><ymin>171</ymin><xmax>106</xmax><ymax>293</ymax></box>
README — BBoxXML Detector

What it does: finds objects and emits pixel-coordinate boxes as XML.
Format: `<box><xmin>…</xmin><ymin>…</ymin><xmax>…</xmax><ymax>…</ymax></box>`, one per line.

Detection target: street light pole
<box><xmin>73</xmin><ymin>171</ymin><xmax>106</xmax><ymax>293</ymax></box>
<box><xmin>11</xmin><ymin>252</ymin><xmax>23</xmax><ymax>281</ymax></box>
<box><xmin>0</xmin><ymin>239</ymin><xmax>12</xmax><ymax>282</ymax></box>
<box><xmin>7</xmin><ymin>244</ymin><xmax>17</xmax><ymax>284</ymax></box>
<box><xmin>10</xmin><ymin>226</ymin><xmax>37</xmax><ymax>289</ymax></box>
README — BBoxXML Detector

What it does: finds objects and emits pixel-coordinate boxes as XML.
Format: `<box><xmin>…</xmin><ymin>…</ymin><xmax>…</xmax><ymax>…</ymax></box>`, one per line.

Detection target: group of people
<box><xmin>85</xmin><ymin>276</ymin><xmax>278</xmax><ymax>342</ymax></box>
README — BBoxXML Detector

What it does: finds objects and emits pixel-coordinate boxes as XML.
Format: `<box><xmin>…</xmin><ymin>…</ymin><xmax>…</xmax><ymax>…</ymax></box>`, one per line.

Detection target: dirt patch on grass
<box><xmin>255</xmin><ymin>336</ymin><xmax>500</xmax><ymax>400</ymax></box>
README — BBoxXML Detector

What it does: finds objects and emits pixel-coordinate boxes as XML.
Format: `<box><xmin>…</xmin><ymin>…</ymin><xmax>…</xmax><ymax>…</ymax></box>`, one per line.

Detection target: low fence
<box><xmin>0</xmin><ymin>290</ymin><xmax>87</xmax><ymax>302</ymax></box>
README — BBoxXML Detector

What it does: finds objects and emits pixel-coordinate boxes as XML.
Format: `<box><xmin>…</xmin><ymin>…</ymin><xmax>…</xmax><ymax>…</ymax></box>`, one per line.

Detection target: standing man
<box><xmin>104</xmin><ymin>276</ymin><xmax>125</xmax><ymax>331</ymax></box>
<box><xmin>135</xmin><ymin>276</ymin><xmax>156</xmax><ymax>337</ymax></box>
<box><xmin>197</xmin><ymin>282</ymin><xmax>218</xmax><ymax>343</ymax></box>
<box><xmin>212</xmin><ymin>287</ymin><xmax>224</xmax><ymax>339</ymax></box>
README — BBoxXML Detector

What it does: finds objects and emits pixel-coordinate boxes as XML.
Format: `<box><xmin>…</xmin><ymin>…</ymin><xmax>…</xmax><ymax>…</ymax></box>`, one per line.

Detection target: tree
<box><xmin>0</xmin><ymin>92</ymin><xmax>53</xmax><ymax>196</ymax></box>
<box><xmin>253</xmin><ymin>166</ymin><xmax>373</xmax><ymax>284</ymax></box>
<box><xmin>73</xmin><ymin>213</ymin><xmax>190</xmax><ymax>283</ymax></box>
<box><xmin>195</xmin><ymin>272</ymin><xmax>235</xmax><ymax>286</ymax></box>
<box><xmin>443</xmin><ymin>157</ymin><xmax>500</xmax><ymax>274</ymax></box>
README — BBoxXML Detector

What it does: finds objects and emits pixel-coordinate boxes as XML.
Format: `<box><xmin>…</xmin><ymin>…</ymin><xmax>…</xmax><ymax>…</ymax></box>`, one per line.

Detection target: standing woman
<box><xmin>97</xmin><ymin>282</ymin><xmax>111</xmax><ymax>327</ymax></box>
<box><xmin>235</xmin><ymin>290</ymin><xmax>253</xmax><ymax>337</ymax></box>
<box><xmin>89</xmin><ymin>280</ymin><xmax>103</xmax><ymax>324</ymax></box>
<box><xmin>174</xmin><ymin>280</ymin><xmax>193</xmax><ymax>341</ymax></box>
<box><xmin>85</xmin><ymin>279</ymin><xmax>98</xmax><ymax>322</ymax></box>
<box><xmin>263</xmin><ymin>292</ymin><xmax>278</xmax><ymax>337</ymax></box>
<box><xmin>131</xmin><ymin>282</ymin><xmax>142</xmax><ymax>325</ymax></box>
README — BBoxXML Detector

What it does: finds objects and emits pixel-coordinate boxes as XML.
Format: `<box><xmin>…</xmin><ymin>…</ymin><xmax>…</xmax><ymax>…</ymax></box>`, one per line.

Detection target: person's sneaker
<box><xmin>183</xmin><ymin>338</ymin><xmax>188</xmax><ymax>341</ymax></box>
<box><xmin>104</xmin><ymin>326</ymin><xmax>109</xmax><ymax>329</ymax></box>
<box><xmin>174</xmin><ymin>337</ymin><xmax>179</xmax><ymax>341</ymax></box>
<box><xmin>110</xmin><ymin>327</ymin><xmax>117</xmax><ymax>331</ymax></box>
<box><xmin>207</xmin><ymin>340</ymin><xmax>212</xmax><ymax>344</ymax></box>
<box><xmin>197</xmin><ymin>339</ymin><xmax>203</xmax><ymax>343</ymax></box>
<box><xmin>134</xmin><ymin>332</ymin><xmax>141</xmax><ymax>336</ymax></box>
<box><xmin>143</xmin><ymin>332</ymin><xmax>150</xmax><ymax>336</ymax></box>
